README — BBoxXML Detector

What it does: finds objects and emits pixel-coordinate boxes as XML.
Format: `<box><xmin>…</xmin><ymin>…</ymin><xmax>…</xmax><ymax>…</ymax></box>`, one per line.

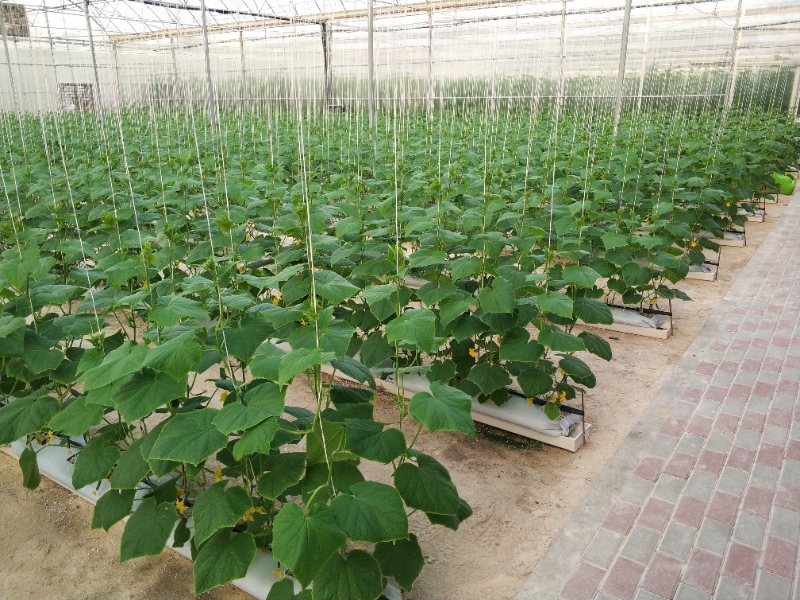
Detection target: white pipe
<box><xmin>725</xmin><ymin>0</ymin><xmax>746</xmax><ymax>110</ymax></box>
<box><xmin>635</xmin><ymin>4</ymin><xmax>652</xmax><ymax>112</ymax></box>
<box><xmin>427</xmin><ymin>9</ymin><xmax>434</xmax><ymax>114</ymax></box>
<box><xmin>789</xmin><ymin>65</ymin><xmax>800</xmax><ymax>117</ymax></box>
<box><xmin>199</xmin><ymin>0</ymin><xmax>216</xmax><ymax>127</ymax></box>
<box><xmin>613</xmin><ymin>0</ymin><xmax>633</xmax><ymax>136</ymax></box>
<box><xmin>367</xmin><ymin>0</ymin><xmax>375</xmax><ymax>128</ymax></box>
<box><xmin>83</xmin><ymin>0</ymin><xmax>104</xmax><ymax>118</ymax></box>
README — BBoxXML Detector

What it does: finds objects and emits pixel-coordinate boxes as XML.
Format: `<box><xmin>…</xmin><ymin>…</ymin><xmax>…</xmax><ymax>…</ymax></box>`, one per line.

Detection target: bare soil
<box><xmin>0</xmin><ymin>199</ymin><xmax>787</xmax><ymax>600</ymax></box>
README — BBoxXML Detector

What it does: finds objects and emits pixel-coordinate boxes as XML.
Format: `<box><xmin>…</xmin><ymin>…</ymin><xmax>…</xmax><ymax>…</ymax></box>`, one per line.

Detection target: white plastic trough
<box><xmin>685</xmin><ymin>264</ymin><xmax>718</xmax><ymax>282</ymax></box>
<box><xmin>0</xmin><ymin>439</ymin><xmax>402</xmax><ymax>600</ymax></box>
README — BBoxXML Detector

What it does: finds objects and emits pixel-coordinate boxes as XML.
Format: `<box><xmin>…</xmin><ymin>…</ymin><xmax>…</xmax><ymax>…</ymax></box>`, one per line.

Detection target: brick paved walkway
<box><xmin>518</xmin><ymin>188</ymin><xmax>800</xmax><ymax>600</ymax></box>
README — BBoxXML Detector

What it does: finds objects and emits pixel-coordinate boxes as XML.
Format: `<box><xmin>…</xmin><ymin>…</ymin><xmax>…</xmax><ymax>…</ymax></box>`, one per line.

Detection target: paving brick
<box><xmin>757</xmin><ymin>442</ymin><xmax>786</xmax><ymax>469</ymax></box>
<box><xmin>762</xmin><ymin>536</ymin><xmax>798</xmax><ymax>579</ymax></box>
<box><xmin>774</xmin><ymin>481</ymin><xmax>800</xmax><ymax>513</ymax></box>
<box><xmin>650</xmin><ymin>434</ymin><xmax>680</xmax><ymax>459</ymax></box>
<box><xmin>620</xmin><ymin>476</ymin><xmax>656</xmax><ymax>506</ymax></box>
<box><xmin>714</xmin><ymin>412</ymin><xmax>740</xmax><ymax>434</ymax></box>
<box><xmin>742</xmin><ymin>486</ymin><xmax>775</xmax><ymax>519</ymax></box>
<box><xmin>752</xmin><ymin>379</ymin><xmax>775</xmax><ymax>398</ymax></box>
<box><xmin>722</xmin><ymin>542</ymin><xmax>760</xmax><ymax>586</ymax></box>
<box><xmin>633</xmin><ymin>590</ymin><xmax>664</xmax><ymax>600</ymax></box>
<box><xmin>763</xmin><ymin>356</ymin><xmax>784</xmax><ymax>372</ymax></box>
<box><xmin>706</xmin><ymin>490</ymin><xmax>741</xmax><ymax>526</ymax></box>
<box><xmin>639</xmin><ymin>498</ymin><xmax>674</xmax><ymax>533</ymax></box>
<box><xmin>641</xmin><ymin>552</ymin><xmax>682</xmax><ymax>599</ymax></box>
<box><xmin>763</xmin><ymin>424</ymin><xmax>791</xmax><ymax>447</ymax></box>
<box><xmin>652</xmin><ymin>473</ymin><xmax>686</xmax><ymax>504</ymax></box>
<box><xmin>634</xmin><ymin>456</ymin><xmax>665</xmax><ymax>483</ymax></box>
<box><xmin>673</xmin><ymin>495</ymin><xmax>706</xmax><ymax>529</ymax></box>
<box><xmin>683</xmin><ymin>548</ymin><xmax>722</xmax><ymax>594</ymax></box>
<box><xmin>727</xmin><ymin>383</ymin><xmax>752</xmax><ymax>401</ymax></box>
<box><xmin>583</xmin><ymin>528</ymin><xmax>624</xmax><ymax>571</ymax></box>
<box><xmin>687</xmin><ymin>415</ymin><xmax>713</xmax><ymax>437</ymax></box>
<box><xmin>620</xmin><ymin>526</ymin><xmax>661</xmax><ymax>565</ymax></box>
<box><xmin>717</xmin><ymin>467</ymin><xmax>749</xmax><ymax>497</ymax></box>
<box><xmin>727</xmin><ymin>446</ymin><xmax>756</xmax><ymax>472</ymax></box>
<box><xmin>560</xmin><ymin>561</ymin><xmax>606</xmax><ymax>600</ymax></box>
<box><xmin>664</xmin><ymin>452</ymin><xmax>695</xmax><ymax>479</ymax></box>
<box><xmin>660</xmin><ymin>416</ymin><xmax>688</xmax><ymax>438</ymax></box>
<box><xmin>776</xmin><ymin>378</ymin><xmax>799</xmax><ymax>397</ymax></box>
<box><xmin>735</xmin><ymin>427</ymin><xmax>762</xmax><ymax>451</ymax></box>
<box><xmin>769</xmin><ymin>506</ymin><xmax>800</xmax><ymax>545</ymax></box>
<box><xmin>602</xmin><ymin>501</ymin><xmax>641</xmax><ymax>536</ymax></box>
<box><xmin>768</xmin><ymin>407</ymin><xmax>793</xmax><ymax>428</ymax></box>
<box><xmin>781</xmin><ymin>459</ymin><xmax>800</xmax><ymax>486</ymax></box>
<box><xmin>696</xmin><ymin>517</ymin><xmax>732</xmax><ymax>555</ymax></box>
<box><xmin>732</xmin><ymin>512</ymin><xmax>768</xmax><ymax>549</ymax></box>
<box><xmin>676</xmin><ymin>433</ymin><xmax>706</xmax><ymax>457</ymax></box>
<box><xmin>704</xmin><ymin>385</ymin><xmax>728</xmax><ymax>403</ymax></box>
<box><xmin>741</xmin><ymin>411</ymin><xmax>767</xmax><ymax>432</ymax></box>
<box><xmin>695</xmin><ymin>361</ymin><xmax>718</xmax><ymax>376</ymax></box>
<box><xmin>679</xmin><ymin>387</ymin><xmax>705</xmax><ymax>404</ymax></box>
<box><xmin>602</xmin><ymin>557</ymin><xmax>645</xmax><ymax>600</ymax></box>
<box><xmin>696</xmin><ymin>449</ymin><xmax>727</xmax><ymax>475</ymax></box>
<box><xmin>715</xmin><ymin>575</ymin><xmax>753</xmax><ymax>600</ymax></box>
<box><xmin>684</xmin><ymin>470</ymin><xmax>717</xmax><ymax>501</ymax></box>
<box><xmin>705</xmin><ymin>430</ymin><xmax>734</xmax><ymax>454</ymax></box>
<box><xmin>674</xmin><ymin>583</ymin><xmax>712</xmax><ymax>600</ymax></box>
<box><xmin>786</xmin><ymin>439</ymin><xmax>800</xmax><ymax>461</ymax></box>
<box><xmin>659</xmin><ymin>522</ymin><xmax>697</xmax><ymax>560</ymax></box>
<box><xmin>753</xmin><ymin>570</ymin><xmax>792</xmax><ymax>600</ymax></box>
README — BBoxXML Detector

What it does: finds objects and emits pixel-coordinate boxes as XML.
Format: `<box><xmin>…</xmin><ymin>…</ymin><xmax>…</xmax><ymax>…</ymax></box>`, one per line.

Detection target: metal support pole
<box><xmin>111</xmin><ymin>42</ymin><xmax>123</xmax><ymax>108</ymax></box>
<box><xmin>427</xmin><ymin>9</ymin><xmax>434</xmax><ymax>114</ymax></box>
<box><xmin>724</xmin><ymin>0</ymin><xmax>745</xmax><ymax>110</ymax></box>
<box><xmin>239</xmin><ymin>29</ymin><xmax>245</xmax><ymax>107</ymax></box>
<box><xmin>321</xmin><ymin>21</ymin><xmax>332</xmax><ymax>108</ymax></box>
<box><xmin>367</xmin><ymin>0</ymin><xmax>375</xmax><ymax>128</ymax></box>
<box><xmin>199</xmin><ymin>0</ymin><xmax>216</xmax><ymax>127</ymax></box>
<box><xmin>170</xmin><ymin>36</ymin><xmax>179</xmax><ymax>105</ymax></box>
<box><xmin>0</xmin><ymin>0</ymin><xmax>23</xmax><ymax>123</ymax></box>
<box><xmin>612</xmin><ymin>0</ymin><xmax>633</xmax><ymax>136</ymax></box>
<box><xmin>555</xmin><ymin>0</ymin><xmax>567</xmax><ymax>112</ymax></box>
<box><xmin>787</xmin><ymin>65</ymin><xmax>800</xmax><ymax>117</ymax></box>
<box><xmin>83</xmin><ymin>0</ymin><xmax>104</xmax><ymax>117</ymax></box>
<box><xmin>635</xmin><ymin>5</ymin><xmax>652</xmax><ymax>112</ymax></box>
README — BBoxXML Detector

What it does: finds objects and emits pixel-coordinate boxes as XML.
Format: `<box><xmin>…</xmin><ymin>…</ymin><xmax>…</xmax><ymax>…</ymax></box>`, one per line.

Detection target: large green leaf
<box><xmin>192</xmin><ymin>481</ymin><xmax>253</xmax><ymax>545</ymax></box>
<box><xmin>266</xmin><ymin>579</ymin><xmax>311</xmax><ymax>600</ymax></box>
<box><xmin>120</xmin><ymin>497</ymin><xmax>177</xmax><ymax>562</ymax></box>
<box><xmin>409</xmin><ymin>383</ymin><xmax>475</xmax><ymax>436</ymax></box>
<box><xmin>477</xmin><ymin>277</ymin><xmax>515</xmax><ymax>314</ymax></box>
<box><xmin>312</xmin><ymin>550</ymin><xmax>384</xmax><ymax>600</ymax></box>
<box><xmin>22</xmin><ymin>331</ymin><xmax>63</xmax><ymax>374</ymax></box>
<box><xmin>331</xmin><ymin>357</ymin><xmax>375</xmax><ymax>390</ymax></box>
<box><xmin>467</xmin><ymin>362</ymin><xmax>511</xmax><ymax>395</ymax></box>
<box><xmin>374</xmin><ymin>534</ymin><xmax>425</xmax><ymax>591</ymax></box>
<box><xmin>573</xmin><ymin>298</ymin><xmax>614</xmax><ymax>325</ymax></box>
<box><xmin>345</xmin><ymin>419</ymin><xmax>406</xmax><ymax>464</ymax></box>
<box><xmin>578</xmin><ymin>331</ymin><xmax>613</xmax><ymax>361</ymax></box>
<box><xmin>534</xmin><ymin>292</ymin><xmax>573</xmax><ymax>319</ymax></box>
<box><xmin>518</xmin><ymin>368</ymin><xmax>553</xmax><ymax>397</ymax></box>
<box><xmin>47</xmin><ymin>396</ymin><xmax>104</xmax><ymax>437</ymax></box>
<box><xmin>278</xmin><ymin>348</ymin><xmax>335</xmax><ymax>385</ymax></box>
<box><xmin>149</xmin><ymin>409</ymin><xmax>228</xmax><ymax>465</ymax></box>
<box><xmin>385</xmin><ymin>309</ymin><xmax>436</xmax><ymax>353</ymax></box>
<box><xmin>115</xmin><ymin>371</ymin><xmax>187</xmax><ymax>423</ymax></box>
<box><xmin>91</xmin><ymin>489</ymin><xmax>135</xmax><ymax>531</ymax></box>
<box><xmin>143</xmin><ymin>332</ymin><xmax>202</xmax><ymax>381</ymax></box>
<box><xmin>394</xmin><ymin>453</ymin><xmax>459</xmax><ymax>515</ymax></box>
<box><xmin>257</xmin><ymin>452</ymin><xmax>306</xmax><ymax>500</ymax></box>
<box><xmin>194</xmin><ymin>530</ymin><xmax>257</xmax><ymax>595</ymax></box>
<box><xmin>271</xmin><ymin>503</ymin><xmax>347</xmax><ymax>588</ymax></box>
<box><xmin>559</xmin><ymin>355</ymin><xmax>597</xmax><ymax>388</ymax></box>
<box><xmin>537</xmin><ymin>329</ymin><xmax>585</xmax><ymax>352</ymax></box>
<box><xmin>0</xmin><ymin>315</ymin><xmax>26</xmax><ymax>338</ymax></box>
<box><xmin>72</xmin><ymin>437</ymin><xmax>121</xmax><ymax>490</ymax></box>
<box><xmin>330</xmin><ymin>481</ymin><xmax>408</xmax><ymax>543</ymax></box>
<box><xmin>149</xmin><ymin>296</ymin><xmax>210</xmax><ymax>327</ymax></box>
<box><xmin>232</xmin><ymin>417</ymin><xmax>280</xmax><ymax>460</ymax></box>
<box><xmin>313</xmin><ymin>270</ymin><xmax>360</xmax><ymax>305</ymax></box>
<box><xmin>81</xmin><ymin>342</ymin><xmax>148</xmax><ymax>391</ymax></box>
<box><xmin>562</xmin><ymin>265</ymin><xmax>601</xmax><ymax>288</ymax></box>
<box><xmin>212</xmin><ymin>382</ymin><xmax>285</xmax><ymax>435</ymax></box>
<box><xmin>110</xmin><ymin>437</ymin><xmax>150</xmax><ymax>489</ymax></box>
<box><xmin>0</xmin><ymin>395</ymin><xmax>59</xmax><ymax>444</ymax></box>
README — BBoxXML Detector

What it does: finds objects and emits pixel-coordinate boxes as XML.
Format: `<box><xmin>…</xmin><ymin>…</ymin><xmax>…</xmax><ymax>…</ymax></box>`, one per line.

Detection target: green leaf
<box><xmin>601</xmin><ymin>232</ymin><xmax>628</xmax><ymax>250</ymax></box>
<box><xmin>573</xmin><ymin>298</ymin><xmax>614</xmax><ymax>325</ymax></box>
<box><xmin>115</xmin><ymin>371</ymin><xmax>187</xmax><ymax>423</ymax></box>
<box><xmin>149</xmin><ymin>296</ymin><xmax>210</xmax><ymax>327</ymax></box>
<box><xmin>394</xmin><ymin>453</ymin><xmax>459</xmax><ymax>515</ymax></box>
<box><xmin>578</xmin><ymin>331</ymin><xmax>613</xmax><ymax>361</ymax></box>
<box><xmin>559</xmin><ymin>355</ymin><xmax>597</xmax><ymax>388</ymax></box>
<box><xmin>217</xmin><ymin>317</ymin><xmax>272</xmax><ymax>362</ymax></box>
<box><xmin>534</xmin><ymin>292</ymin><xmax>573</xmax><ymax>319</ymax></box>
<box><xmin>278</xmin><ymin>348</ymin><xmax>335</xmax><ymax>386</ymax></box>
<box><xmin>374</xmin><ymin>533</ymin><xmax>425</xmax><ymax>591</ymax></box>
<box><xmin>518</xmin><ymin>368</ymin><xmax>553</xmax><ymax>397</ymax></box>
<box><xmin>538</xmin><ymin>329</ymin><xmax>585</xmax><ymax>352</ymax></box>
<box><xmin>192</xmin><ymin>481</ymin><xmax>253</xmax><ymax>546</ymax></box>
<box><xmin>330</xmin><ymin>481</ymin><xmax>408</xmax><ymax>543</ymax></box>
<box><xmin>19</xmin><ymin>446</ymin><xmax>41</xmax><ymax>490</ymax></box>
<box><xmin>477</xmin><ymin>277</ymin><xmax>515</xmax><ymax>314</ymax></box>
<box><xmin>0</xmin><ymin>395</ymin><xmax>59</xmax><ymax>444</ymax></box>
<box><xmin>499</xmin><ymin>339</ymin><xmax>544</xmax><ymax>363</ymax></box>
<box><xmin>331</xmin><ymin>357</ymin><xmax>375</xmax><ymax>390</ymax></box>
<box><xmin>22</xmin><ymin>331</ymin><xmax>63</xmax><ymax>374</ymax></box>
<box><xmin>427</xmin><ymin>497</ymin><xmax>473</xmax><ymax>531</ymax></box>
<box><xmin>143</xmin><ymin>332</ymin><xmax>202</xmax><ymax>381</ymax></box>
<box><xmin>266</xmin><ymin>579</ymin><xmax>311</xmax><ymax>600</ymax></box>
<box><xmin>345</xmin><ymin>419</ymin><xmax>406</xmax><ymax>464</ymax></box>
<box><xmin>47</xmin><ymin>397</ymin><xmax>104</xmax><ymax>437</ymax></box>
<box><xmin>312</xmin><ymin>550</ymin><xmax>383</xmax><ymax>600</ymax></box>
<box><xmin>385</xmin><ymin>309</ymin><xmax>436</xmax><ymax>352</ymax></box>
<box><xmin>622</xmin><ymin>261</ymin><xmax>653</xmax><ymax>287</ymax></box>
<box><xmin>149</xmin><ymin>409</ymin><xmax>228</xmax><ymax>465</ymax></box>
<box><xmin>91</xmin><ymin>489</ymin><xmax>135</xmax><ymax>531</ymax></box>
<box><xmin>194</xmin><ymin>530</ymin><xmax>257</xmax><ymax>595</ymax></box>
<box><xmin>72</xmin><ymin>437</ymin><xmax>121</xmax><ymax>490</ymax></box>
<box><xmin>562</xmin><ymin>265</ymin><xmax>601</xmax><ymax>288</ymax></box>
<box><xmin>120</xmin><ymin>497</ymin><xmax>177</xmax><ymax>562</ymax></box>
<box><xmin>257</xmin><ymin>452</ymin><xmax>306</xmax><ymax>500</ymax></box>
<box><xmin>359</xmin><ymin>332</ymin><xmax>394</xmax><ymax>369</ymax></box>
<box><xmin>0</xmin><ymin>315</ymin><xmax>26</xmax><ymax>338</ymax></box>
<box><xmin>314</xmin><ymin>270</ymin><xmax>360</xmax><ymax>305</ymax></box>
<box><xmin>29</xmin><ymin>284</ymin><xmax>78</xmax><ymax>307</ymax></box>
<box><xmin>408</xmin><ymin>249</ymin><xmax>446</xmax><ymax>268</ymax></box>
<box><xmin>409</xmin><ymin>382</ymin><xmax>475</xmax><ymax>436</ymax></box>
<box><xmin>212</xmin><ymin>383</ymin><xmax>285</xmax><ymax>434</ymax></box>
<box><xmin>271</xmin><ymin>503</ymin><xmax>347</xmax><ymax>588</ymax></box>
<box><xmin>110</xmin><ymin>437</ymin><xmax>150</xmax><ymax>489</ymax></box>
<box><xmin>467</xmin><ymin>362</ymin><xmax>511</xmax><ymax>395</ymax></box>
<box><xmin>449</xmin><ymin>256</ymin><xmax>482</xmax><ymax>280</ymax></box>
<box><xmin>438</xmin><ymin>297</ymin><xmax>473</xmax><ymax>328</ymax></box>
<box><xmin>81</xmin><ymin>342</ymin><xmax>148</xmax><ymax>391</ymax></box>
<box><xmin>232</xmin><ymin>417</ymin><xmax>280</xmax><ymax>461</ymax></box>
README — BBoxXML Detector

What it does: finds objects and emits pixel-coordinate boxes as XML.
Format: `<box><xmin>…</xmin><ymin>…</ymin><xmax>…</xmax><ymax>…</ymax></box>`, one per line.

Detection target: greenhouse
<box><xmin>0</xmin><ymin>0</ymin><xmax>799</xmax><ymax>597</ymax></box>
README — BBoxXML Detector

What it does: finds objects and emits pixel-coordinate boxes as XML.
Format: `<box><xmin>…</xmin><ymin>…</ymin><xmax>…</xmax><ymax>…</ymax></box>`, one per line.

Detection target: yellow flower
<box><xmin>558</xmin><ymin>368</ymin><xmax>565</xmax><ymax>376</ymax></box>
<box><xmin>214</xmin><ymin>465</ymin><xmax>223</xmax><ymax>483</ymax></box>
<box><xmin>559</xmin><ymin>391</ymin><xmax>567</xmax><ymax>401</ymax></box>
<box><xmin>271</xmin><ymin>569</ymin><xmax>285</xmax><ymax>580</ymax></box>
<box><xmin>242</xmin><ymin>506</ymin><xmax>267</xmax><ymax>522</ymax></box>
<box><xmin>526</xmin><ymin>398</ymin><xmax>534</xmax><ymax>405</ymax></box>
<box><xmin>220</xmin><ymin>390</ymin><xmax>229</xmax><ymax>403</ymax></box>
<box><xmin>175</xmin><ymin>498</ymin><xmax>187</xmax><ymax>516</ymax></box>
<box><xmin>690</xmin><ymin>240</ymin><xmax>698</xmax><ymax>248</ymax></box>
<box><xmin>294</xmin><ymin>240</ymin><xmax>300</xmax><ymax>245</ymax></box>
<box><xmin>272</xmin><ymin>292</ymin><xmax>282</xmax><ymax>305</ymax></box>
<box><xmin>468</xmin><ymin>348</ymin><xmax>477</xmax><ymax>358</ymax></box>
<box><xmin>238</xmin><ymin>264</ymin><xmax>246</xmax><ymax>274</ymax></box>
<box><xmin>176</xmin><ymin>486</ymin><xmax>185</xmax><ymax>498</ymax></box>
<box><xmin>497</xmin><ymin>336</ymin><xmax>502</xmax><ymax>345</ymax></box>
<box><xmin>66</xmin><ymin>448</ymin><xmax>71</xmax><ymax>456</ymax></box>
<box><xmin>644</xmin><ymin>220</ymin><xmax>650</xmax><ymax>226</ymax></box>
<box><xmin>142</xmin><ymin>280</ymin><xmax>149</xmax><ymax>287</ymax></box>
<box><xmin>650</xmin><ymin>298</ymin><xmax>658</xmax><ymax>305</ymax></box>
<box><xmin>300</xmin><ymin>319</ymin><xmax>307</xmax><ymax>325</ymax></box>
<box><xmin>246</xmin><ymin>234</ymin><xmax>253</xmax><ymax>242</ymax></box>
<box><xmin>726</xmin><ymin>202</ymin><xmax>731</xmax><ymax>207</ymax></box>
<box><xmin>47</xmin><ymin>430</ymin><xmax>55</xmax><ymax>444</ymax></box>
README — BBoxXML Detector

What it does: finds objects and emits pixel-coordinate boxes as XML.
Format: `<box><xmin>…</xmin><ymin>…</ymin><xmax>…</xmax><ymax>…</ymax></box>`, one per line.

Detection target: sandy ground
<box><xmin>0</xmin><ymin>198</ymin><xmax>788</xmax><ymax>600</ymax></box>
